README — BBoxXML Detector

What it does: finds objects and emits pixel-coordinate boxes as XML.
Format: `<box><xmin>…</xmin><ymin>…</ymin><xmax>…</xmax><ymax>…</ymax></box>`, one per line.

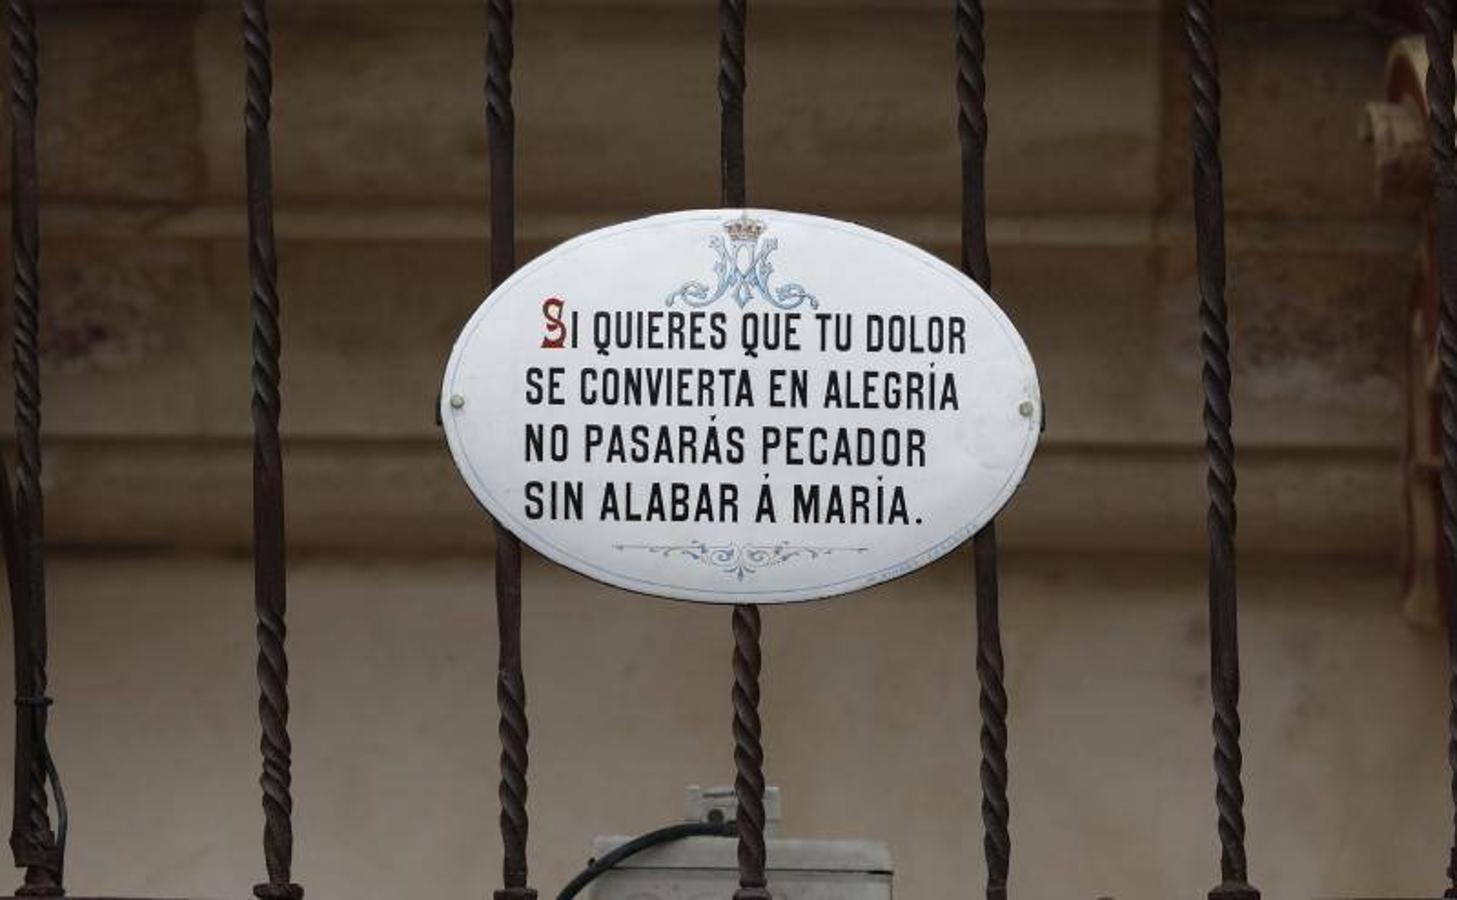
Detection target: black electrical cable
<box><xmin>556</xmin><ymin>817</ymin><xmax>737</xmax><ymax>900</ymax></box>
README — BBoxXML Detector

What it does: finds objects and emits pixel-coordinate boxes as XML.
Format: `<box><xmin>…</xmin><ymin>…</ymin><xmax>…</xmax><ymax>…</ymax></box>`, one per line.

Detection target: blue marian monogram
<box><xmin>666</xmin><ymin>214</ymin><xmax>818</xmax><ymax>311</ymax></box>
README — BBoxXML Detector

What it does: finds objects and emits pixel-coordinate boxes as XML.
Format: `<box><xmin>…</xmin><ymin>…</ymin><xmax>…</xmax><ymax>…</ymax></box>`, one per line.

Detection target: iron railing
<box><xmin>0</xmin><ymin>0</ymin><xmax>1444</xmax><ymax>898</ymax></box>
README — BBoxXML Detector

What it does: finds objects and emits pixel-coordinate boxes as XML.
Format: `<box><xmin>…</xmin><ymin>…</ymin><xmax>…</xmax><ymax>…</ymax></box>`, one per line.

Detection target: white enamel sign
<box><xmin>441</xmin><ymin>209</ymin><xmax>1040</xmax><ymax>604</ymax></box>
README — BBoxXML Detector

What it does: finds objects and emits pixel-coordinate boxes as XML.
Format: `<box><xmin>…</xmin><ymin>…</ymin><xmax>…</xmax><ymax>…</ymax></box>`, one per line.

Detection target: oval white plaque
<box><xmin>442</xmin><ymin>209</ymin><xmax>1040</xmax><ymax>604</ymax></box>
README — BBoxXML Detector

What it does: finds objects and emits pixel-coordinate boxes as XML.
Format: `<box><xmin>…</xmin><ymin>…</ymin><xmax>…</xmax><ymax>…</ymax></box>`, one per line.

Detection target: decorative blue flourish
<box><xmin>615</xmin><ymin>541</ymin><xmax>867</xmax><ymax>581</ymax></box>
<box><xmin>667</xmin><ymin>217</ymin><xmax>818</xmax><ymax>311</ymax></box>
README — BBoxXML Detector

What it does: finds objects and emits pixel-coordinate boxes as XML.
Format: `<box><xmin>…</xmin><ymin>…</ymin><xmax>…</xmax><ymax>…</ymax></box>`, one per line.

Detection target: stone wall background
<box><xmin>0</xmin><ymin>0</ymin><xmax>1412</xmax><ymax>557</ymax></box>
<box><xmin>0</xmin><ymin>1</ymin><xmax>1442</xmax><ymax>899</ymax></box>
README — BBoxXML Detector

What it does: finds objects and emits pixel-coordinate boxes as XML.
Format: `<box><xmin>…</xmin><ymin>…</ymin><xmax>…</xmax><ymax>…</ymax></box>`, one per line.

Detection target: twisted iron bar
<box><xmin>973</xmin><ymin>527</ymin><xmax>1008</xmax><ymax>900</ymax></box>
<box><xmin>486</xmin><ymin>0</ymin><xmax>515</xmax><ymax>288</ymax></box>
<box><xmin>485</xmin><ymin>3</ymin><xmax>535</xmax><ymax>899</ymax></box>
<box><xmin>956</xmin><ymin>0</ymin><xmax>990</xmax><ymax>291</ymax></box>
<box><xmin>5</xmin><ymin>1</ymin><xmax>62</xmax><ymax>894</ymax></box>
<box><xmin>1185</xmin><ymin>2</ymin><xmax>1257</xmax><ymax>898</ymax></box>
<box><xmin>1424</xmin><ymin>3</ymin><xmax>1457</xmax><ymax>896</ymax></box>
<box><xmin>718</xmin><ymin>3</ymin><xmax>768</xmax><ymax>897</ymax></box>
<box><xmin>494</xmin><ymin>540</ymin><xmax>531</xmax><ymax>899</ymax></box>
<box><xmin>956</xmin><ymin>3</ymin><xmax>1009</xmax><ymax>897</ymax></box>
<box><xmin>719</xmin><ymin>0</ymin><xmax>746</xmax><ymax>209</ymax></box>
<box><xmin>243</xmin><ymin>3</ymin><xmax>301</xmax><ymax>898</ymax></box>
<box><xmin>731</xmin><ymin>605</ymin><xmax>768</xmax><ymax>900</ymax></box>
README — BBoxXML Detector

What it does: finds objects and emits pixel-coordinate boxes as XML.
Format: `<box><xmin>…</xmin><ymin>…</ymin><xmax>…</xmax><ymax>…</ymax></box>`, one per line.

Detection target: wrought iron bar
<box><xmin>242</xmin><ymin>3</ymin><xmax>302</xmax><ymax>898</ymax></box>
<box><xmin>972</xmin><ymin>525</ymin><xmax>1008</xmax><ymax>900</ymax></box>
<box><xmin>1184</xmin><ymin>2</ymin><xmax>1257</xmax><ymax>898</ymax></box>
<box><xmin>718</xmin><ymin>3</ymin><xmax>768</xmax><ymax>898</ymax></box>
<box><xmin>5</xmin><ymin>0</ymin><xmax>62</xmax><ymax>893</ymax></box>
<box><xmin>1423</xmin><ymin>2</ymin><xmax>1457</xmax><ymax>896</ymax></box>
<box><xmin>485</xmin><ymin>3</ymin><xmax>535</xmax><ymax>899</ymax></box>
<box><xmin>955</xmin><ymin>3</ymin><xmax>1009</xmax><ymax>898</ymax></box>
<box><xmin>731</xmin><ymin>605</ymin><xmax>768</xmax><ymax>900</ymax></box>
<box><xmin>719</xmin><ymin>0</ymin><xmax>746</xmax><ymax>210</ymax></box>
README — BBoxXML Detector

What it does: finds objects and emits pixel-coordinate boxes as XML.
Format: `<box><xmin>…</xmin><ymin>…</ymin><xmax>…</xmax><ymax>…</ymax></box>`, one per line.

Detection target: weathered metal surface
<box><xmin>485</xmin><ymin>3</ymin><xmax>536</xmax><ymax>900</ymax></box>
<box><xmin>242</xmin><ymin>3</ymin><xmax>302</xmax><ymax>899</ymax></box>
<box><xmin>1185</xmin><ymin>1</ymin><xmax>1258</xmax><ymax>898</ymax></box>
<box><xmin>1422</xmin><ymin>3</ymin><xmax>1457</xmax><ymax>896</ymax></box>
<box><xmin>5</xmin><ymin>0</ymin><xmax>64</xmax><ymax>894</ymax></box>
<box><xmin>955</xmin><ymin>2</ymin><xmax>1010</xmax><ymax>899</ymax></box>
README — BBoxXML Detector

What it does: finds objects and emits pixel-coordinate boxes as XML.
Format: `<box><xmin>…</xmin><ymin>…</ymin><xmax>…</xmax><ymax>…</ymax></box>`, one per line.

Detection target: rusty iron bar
<box><xmin>719</xmin><ymin>2</ymin><xmax>769</xmax><ymax>898</ymax></box>
<box><xmin>4</xmin><ymin>0</ymin><xmax>63</xmax><ymax>895</ymax></box>
<box><xmin>485</xmin><ymin>3</ymin><xmax>536</xmax><ymax>899</ymax></box>
<box><xmin>1185</xmin><ymin>2</ymin><xmax>1258</xmax><ymax>898</ymax></box>
<box><xmin>242</xmin><ymin>3</ymin><xmax>303</xmax><ymax>898</ymax></box>
<box><xmin>1424</xmin><ymin>2</ymin><xmax>1457</xmax><ymax>896</ymax></box>
<box><xmin>955</xmin><ymin>3</ymin><xmax>1009</xmax><ymax>898</ymax></box>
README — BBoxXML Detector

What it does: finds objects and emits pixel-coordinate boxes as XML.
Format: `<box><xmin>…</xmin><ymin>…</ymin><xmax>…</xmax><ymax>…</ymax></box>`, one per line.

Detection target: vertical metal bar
<box><xmin>485</xmin><ymin>4</ymin><xmax>535</xmax><ymax>900</ymax></box>
<box><xmin>5</xmin><ymin>1</ymin><xmax>62</xmax><ymax>894</ymax></box>
<box><xmin>719</xmin><ymin>0</ymin><xmax>746</xmax><ymax>210</ymax></box>
<box><xmin>972</xmin><ymin>526</ymin><xmax>1008</xmax><ymax>900</ymax></box>
<box><xmin>1423</xmin><ymin>3</ymin><xmax>1457</xmax><ymax>896</ymax></box>
<box><xmin>718</xmin><ymin>3</ymin><xmax>768</xmax><ymax>898</ymax></box>
<box><xmin>242</xmin><ymin>4</ymin><xmax>302</xmax><ymax>899</ymax></box>
<box><xmin>1184</xmin><ymin>3</ymin><xmax>1258</xmax><ymax>899</ymax></box>
<box><xmin>731</xmin><ymin>604</ymin><xmax>768</xmax><ymax>900</ymax></box>
<box><xmin>955</xmin><ymin>4</ymin><xmax>1009</xmax><ymax>899</ymax></box>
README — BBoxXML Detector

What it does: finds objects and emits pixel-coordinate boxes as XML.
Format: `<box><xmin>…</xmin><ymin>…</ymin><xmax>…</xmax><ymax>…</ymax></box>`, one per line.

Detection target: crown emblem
<box><xmin>666</xmin><ymin>213</ymin><xmax>817</xmax><ymax>311</ymax></box>
<box><xmin>723</xmin><ymin>214</ymin><xmax>766</xmax><ymax>243</ymax></box>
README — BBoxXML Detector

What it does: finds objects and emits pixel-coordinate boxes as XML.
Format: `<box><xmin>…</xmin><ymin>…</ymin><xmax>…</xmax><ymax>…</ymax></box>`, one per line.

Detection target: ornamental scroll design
<box><xmin>666</xmin><ymin>214</ymin><xmax>818</xmax><ymax>311</ymax></box>
<box><xmin>615</xmin><ymin>541</ymin><xmax>867</xmax><ymax>581</ymax></box>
